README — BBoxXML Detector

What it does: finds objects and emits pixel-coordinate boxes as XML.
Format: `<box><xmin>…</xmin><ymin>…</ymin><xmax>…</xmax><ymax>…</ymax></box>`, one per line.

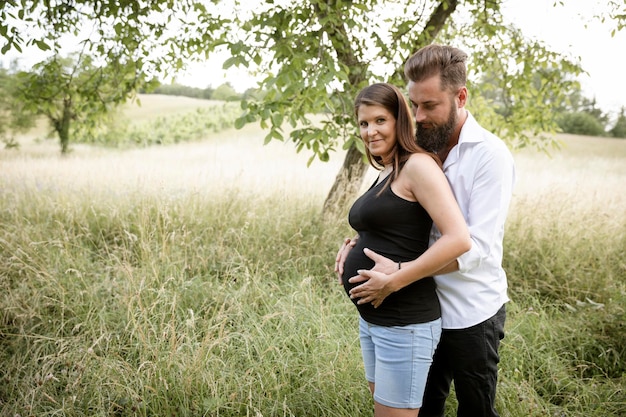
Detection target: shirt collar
<box><xmin>458</xmin><ymin>110</ymin><xmax>483</xmax><ymax>145</ymax></box>
<box><xmin>443</xmin><ymin>110</ymin><xmax>482</xmax><ymax>168</ymax></box>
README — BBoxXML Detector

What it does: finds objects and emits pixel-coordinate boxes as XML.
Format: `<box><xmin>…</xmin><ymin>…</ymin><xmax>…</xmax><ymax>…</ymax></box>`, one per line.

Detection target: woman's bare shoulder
<box><xmin>405</xmin><ymin>152</ymin><xmax>440</xmax><ymax>172</ymax></box>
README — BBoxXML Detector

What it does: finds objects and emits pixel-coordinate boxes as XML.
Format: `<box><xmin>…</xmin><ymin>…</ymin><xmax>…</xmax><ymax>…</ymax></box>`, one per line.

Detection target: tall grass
<box><xmin>1</xmin><ymin>99</ymin><xmax>624</xmax><ymax>416</ymax></box>
<box><xmin>1</xmin><ymin>189</ymin><xmax>363</xmax><ymax>416</ymax></box>
<box><xmin>497</xmin><ymin>136</ymin><xmax>626</xmax><ymax>417</ymax></box>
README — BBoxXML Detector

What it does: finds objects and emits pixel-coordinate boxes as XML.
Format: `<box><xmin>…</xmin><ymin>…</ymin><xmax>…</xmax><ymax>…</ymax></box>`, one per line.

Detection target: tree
<box><xmin>609</xmin><ymin>107</ymin><xmax>626</xmax><ymax>139</ymax></box>
<box><xmin>212</xmin><ymin>83</ymin><xmax>240</xmax><ymax>101</ymax></box>
<box><xmin>0</xmin><ymin>1</ymin><xmax>227</xmax><ymax>73</ymax></box>
<box><xmin>16</xmin><ymin>53</ymin><xmax>149</xmax><ymax>153</ymax></box>
<box><xmin>227</xmin><ymin>0</ymin><xmax>585</xmax><ymax>212</ymax></box>
<box><xmin>578</xmin><ymin>97</ymin><xmax>610</xmax><ymax>126</ymax></box>
<box><xmin>0</xmin><ymin>0</ymin><xmax>229</xmax><ymax>153</ymax></box>
<box><xmin>602</xmin><ymin>1</ymin><xmax>626</xmax><ymax>34</ymax></box>
<box><xmin>557</xmin><ymin>112</ymin><xmax>606</xmax><ymax>137</ymax></box>
<box><xmin>1</xmin><ymin>0</ymin><xmax>228</xmax><ymax>152</ymax></box>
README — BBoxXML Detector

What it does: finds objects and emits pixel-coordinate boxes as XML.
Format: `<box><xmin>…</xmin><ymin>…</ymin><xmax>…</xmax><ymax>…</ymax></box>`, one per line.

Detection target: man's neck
<box><xmin>438</xmin><ymin>145</ymin><xmax>455</xmax><ymax>163</ymax></box>
<box><xmin>438</xmin><ymin>109</ymin><xmax>468</xmax><ymax>163</ymax></box>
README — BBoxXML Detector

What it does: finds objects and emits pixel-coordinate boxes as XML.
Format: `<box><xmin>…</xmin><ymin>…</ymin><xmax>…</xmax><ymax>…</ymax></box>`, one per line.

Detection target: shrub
<box><xmin>609</xmin><ymin>108</ymin><xmax>626</xmax><ymax>138</ymax></box>
<box><xmin>557</xmin><ymin>112</ymin><xmax>606</xmax><ymax>136</ymax></box>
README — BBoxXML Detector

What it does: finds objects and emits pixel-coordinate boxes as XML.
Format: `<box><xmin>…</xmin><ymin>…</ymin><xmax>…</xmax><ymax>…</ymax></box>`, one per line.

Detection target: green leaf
<box><xmin>270</xmin><ymin>112</ymin><xmax>283</xmax><ymax>127</ymax></box>
<box><xmin>271</xmin><ymin>128</ymin><xmax>283</xmax><ymax>141</ymax></box>
<box><xmin>234</xmin><ymin>115</ymin><xmax>246</xmax><ymax>129</ymax></box>
<box><xmin>222</xmin><ymin>56</ymin><xmax>239</xmax><ymax>69</ymax></box>
<box><xmin>35</xmin><ymin>40</ymin><xmax>51</xmax><ymax>51</ymax></box>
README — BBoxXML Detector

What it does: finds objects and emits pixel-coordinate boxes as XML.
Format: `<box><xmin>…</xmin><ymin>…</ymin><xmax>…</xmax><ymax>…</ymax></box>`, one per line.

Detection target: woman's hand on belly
<box><xmin>335</xmin><ymin>236</ymin><xmax>358</xmax><ymax>284</ymax></box>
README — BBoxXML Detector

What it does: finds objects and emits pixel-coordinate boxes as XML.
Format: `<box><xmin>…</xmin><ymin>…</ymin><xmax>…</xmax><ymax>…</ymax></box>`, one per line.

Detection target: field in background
<box><xmin>8</xmin><ymin>94</ymin><xmax>626</xmax><ymax>198</ymax></box>
<box><xmin>8</xmin><ymin>95</ymin><xmax>625</xmax><ymax>210</ymax></box>
<box><xmin>1</xmin><ymin>95</ymin><xmax>624</xmax><ymax>416</ymax></box>
<box><xmin>4</xmin><ymin>95</ymin><xmax>353</xmax><ymax>199</ymax></box>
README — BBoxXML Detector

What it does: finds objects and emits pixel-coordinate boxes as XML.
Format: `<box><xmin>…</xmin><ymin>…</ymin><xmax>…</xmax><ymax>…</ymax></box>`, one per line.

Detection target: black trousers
<box><xmin>420</xmin><ymin>305</ymin><xmax>506</xmax><ymax>417</ymax></box>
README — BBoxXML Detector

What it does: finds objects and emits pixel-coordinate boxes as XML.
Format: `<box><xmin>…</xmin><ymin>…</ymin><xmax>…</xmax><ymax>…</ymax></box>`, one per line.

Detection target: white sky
<box><xmin>501</xmin><ymin>0</ymin><xmax>626</xmax><ymax>116</ymax></box>
<box><xmin>3</xmin><ymin>0</ymin><xmax>624</xmax><ymax>115</ymax></box>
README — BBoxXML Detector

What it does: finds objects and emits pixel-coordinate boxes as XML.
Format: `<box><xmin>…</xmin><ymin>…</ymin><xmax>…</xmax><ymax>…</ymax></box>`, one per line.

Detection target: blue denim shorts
<box><xmin>359</xmin><ymin>317</ymin><xmax>442</xmax><ymax>409</ymax></box>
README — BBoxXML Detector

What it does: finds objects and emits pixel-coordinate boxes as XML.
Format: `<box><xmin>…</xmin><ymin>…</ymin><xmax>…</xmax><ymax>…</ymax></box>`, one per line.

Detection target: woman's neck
<box><xmin>376</xmin><ymin>165</ymin><xmax>393</xmax><ymax>185</ymax></box>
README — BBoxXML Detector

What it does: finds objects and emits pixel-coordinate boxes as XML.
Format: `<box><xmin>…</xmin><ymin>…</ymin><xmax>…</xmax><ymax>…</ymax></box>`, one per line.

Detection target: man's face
<box><xmin>407</xmin><ymin>76</ymin><xmax>458</xmax><ymax>153</ymax></box>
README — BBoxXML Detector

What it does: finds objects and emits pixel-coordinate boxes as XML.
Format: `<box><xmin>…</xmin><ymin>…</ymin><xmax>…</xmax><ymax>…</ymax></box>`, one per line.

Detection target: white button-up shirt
<box><xmin>431</xmin><ymin>111</ymin><xmax>516</xmax><ymax>329</ymax></box>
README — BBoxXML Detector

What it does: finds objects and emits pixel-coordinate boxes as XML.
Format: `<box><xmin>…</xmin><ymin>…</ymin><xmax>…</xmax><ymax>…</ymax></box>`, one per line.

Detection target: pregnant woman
<box><xmin>337</xmin><ymin>83</ymin><xmax>470</xmax><ymax>417</ymax></box>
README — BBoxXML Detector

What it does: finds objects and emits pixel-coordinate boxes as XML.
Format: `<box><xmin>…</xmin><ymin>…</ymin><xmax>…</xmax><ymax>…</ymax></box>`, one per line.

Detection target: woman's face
<box><xmin>357</xmin><ymin>104</ymin><xmax>397</xmax><ymax>163</ymax></box>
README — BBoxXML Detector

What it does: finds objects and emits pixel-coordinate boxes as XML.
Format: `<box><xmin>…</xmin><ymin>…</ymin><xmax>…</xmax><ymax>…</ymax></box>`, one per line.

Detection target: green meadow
<box><xmin>1</xmin><ymin>96</ymin><xmax>624</xmax><ymax>416</ymax></box>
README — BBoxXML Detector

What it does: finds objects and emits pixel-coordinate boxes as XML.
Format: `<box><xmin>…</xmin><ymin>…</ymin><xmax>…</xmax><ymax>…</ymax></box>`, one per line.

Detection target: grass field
<box><xmin>1</xmin><ymin>95</ymin><xmax>624</xmax><ymax>416</ymax></box>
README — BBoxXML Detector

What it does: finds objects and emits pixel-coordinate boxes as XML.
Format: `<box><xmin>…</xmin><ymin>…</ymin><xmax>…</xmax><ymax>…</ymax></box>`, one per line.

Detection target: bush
<box><xmin>609</xmin><ymin>108</ymin><xmax>626</xmax><ymax>138</ymax></box>
<box><xmin>212</xmin><ymin>83</ymin><xmax>241</xmax><ymax>101</ymax></box>
<box><xmin>557</xmin><ymin>112</ymin><xmax>606</xmax><ymax>136</ymax></box>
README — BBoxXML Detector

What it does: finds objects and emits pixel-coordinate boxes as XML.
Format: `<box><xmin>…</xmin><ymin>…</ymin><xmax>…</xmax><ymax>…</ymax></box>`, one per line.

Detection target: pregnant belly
<box><xmin>341</xmin><ymin>244</ymin><xmax>375</xmax><ymax>296</ymax></box>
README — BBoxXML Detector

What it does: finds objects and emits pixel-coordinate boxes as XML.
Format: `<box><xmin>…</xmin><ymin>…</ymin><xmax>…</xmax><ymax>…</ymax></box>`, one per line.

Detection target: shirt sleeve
<box><xmin>456</xmin><ymin>144</ymin><xmax>516</xmax><ymax>273</ymax></box>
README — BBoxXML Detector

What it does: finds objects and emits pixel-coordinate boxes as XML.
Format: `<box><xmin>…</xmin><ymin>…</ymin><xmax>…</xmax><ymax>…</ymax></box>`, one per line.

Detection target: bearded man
<box><xmin>338</xmin><ymin>44</ymin><xmax>516</xmax><ymax>417</ymax></box>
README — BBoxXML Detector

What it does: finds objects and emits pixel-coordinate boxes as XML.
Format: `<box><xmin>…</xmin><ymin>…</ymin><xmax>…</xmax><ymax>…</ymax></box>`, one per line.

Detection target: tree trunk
<box><xmin>59</xmin><ymin>119</ymin><xmax>70</xmax><ymax>154</ymax></box>
<box><xmin>322</xmin><ymin>0</ymin><xmax>459</xmax><ymax>216</ymax></box>
<box><xmin>314</xmin><ymin>0</ymin><xmax>370</xmax><ymax>216</ymax></box>
<box><xmin>322</xmin><ymin>143</ymin><xmax>369</xmax><ymax>215</ymax></box>
<box><xmin>58</xmin><ymin>99</ymin><xmax>72</xmax><ymax>154</ymax></box>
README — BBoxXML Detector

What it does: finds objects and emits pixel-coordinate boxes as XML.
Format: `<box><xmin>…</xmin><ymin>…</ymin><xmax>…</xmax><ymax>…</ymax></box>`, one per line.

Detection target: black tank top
<box><xmin>342</xmin><ymin>175</ymin><xmax>440</xmax><ymax>326</ymax></box>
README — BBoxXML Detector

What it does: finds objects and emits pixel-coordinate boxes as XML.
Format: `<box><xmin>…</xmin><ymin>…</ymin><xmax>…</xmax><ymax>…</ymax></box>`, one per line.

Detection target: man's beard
<box><xmin>416</xmin><ymin>103</ymin><xmax>457</xmax><ymax>153</ymax></box>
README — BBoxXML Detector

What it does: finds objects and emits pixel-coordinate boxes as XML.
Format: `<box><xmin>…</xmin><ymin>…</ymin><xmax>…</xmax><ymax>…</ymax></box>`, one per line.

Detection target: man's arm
<box><xmin>454</xmin><ymin>146</ymin><xmax>515</xmax><ymax>273</ymax></box>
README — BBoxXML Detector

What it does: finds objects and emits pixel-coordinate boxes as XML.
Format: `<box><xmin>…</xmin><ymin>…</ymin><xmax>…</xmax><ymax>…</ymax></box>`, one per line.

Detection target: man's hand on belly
<box><xmin>348</xmin><ymin>249</ymin><xmax>399</xmax><ymax>308</ymax></box>
<box><xmin>348</xmin><ymin>268</ymin><xmax>395</xmax><ymax>308</ymax></box>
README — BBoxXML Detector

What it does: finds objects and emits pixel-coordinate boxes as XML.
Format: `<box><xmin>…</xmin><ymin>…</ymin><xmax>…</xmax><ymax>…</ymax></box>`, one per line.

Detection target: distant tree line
<box><xmin>152</xmin><ymin>79</ymin><xmax>626</xmax><ymax>140</ymax></box>
<box><xmin>146</xmin><ymin>82</ymin><xmax>264</xmax><ymax>103</ymax></box>
<box><xmin>556</xmin><ymin>99</ymin><xmax>626</xmax><ymax>139</ymax></box>
<box><xmin>474</xmin><ymin>69</ymin><xmax>626</xmax><ymax>140</ymax></box>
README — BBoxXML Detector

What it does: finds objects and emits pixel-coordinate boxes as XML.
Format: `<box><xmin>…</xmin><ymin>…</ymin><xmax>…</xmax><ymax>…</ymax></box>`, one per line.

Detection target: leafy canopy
<box><xmin>223</xmin><ymin>0</ymin><xmax>585</xmax><ymax>163</ymax></box>
<box><xmin>1</xmin><ymin>0</ymin><xmax>229</xmax><ymax>73</ymax></box>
